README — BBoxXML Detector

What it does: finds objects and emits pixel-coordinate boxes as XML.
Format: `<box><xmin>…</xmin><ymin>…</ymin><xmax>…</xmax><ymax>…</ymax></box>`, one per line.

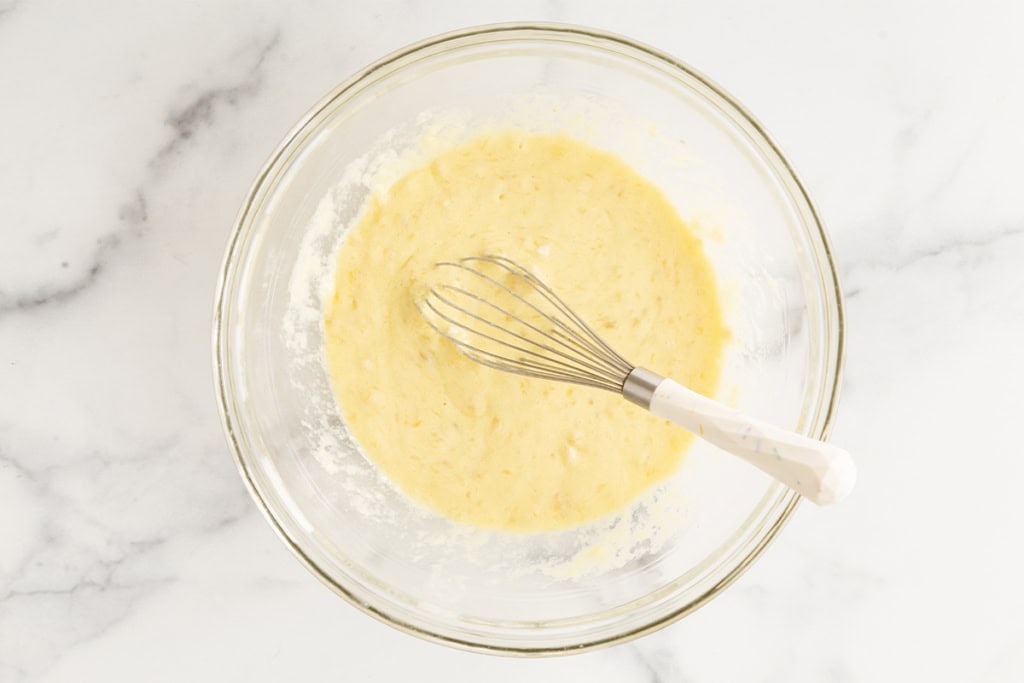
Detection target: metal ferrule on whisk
<box><xmin>621</xmin><ymin>367</ymin><xmax>664</xmax><ymax>408</ymax></box>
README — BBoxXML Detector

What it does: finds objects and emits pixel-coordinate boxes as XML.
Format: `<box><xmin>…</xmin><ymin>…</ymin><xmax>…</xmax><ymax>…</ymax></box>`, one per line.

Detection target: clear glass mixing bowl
<box><xmin>213</xmin><ymin>23</ymin><xmax>844</xmax><ymax>654</ymax></box>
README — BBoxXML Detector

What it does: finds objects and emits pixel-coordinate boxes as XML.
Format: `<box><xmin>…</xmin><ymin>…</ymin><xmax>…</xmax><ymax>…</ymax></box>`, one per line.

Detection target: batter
<box><xmin>325</xmin><ymin>132</ymin><xmax>727</xmax><ymax>531</ymax></box>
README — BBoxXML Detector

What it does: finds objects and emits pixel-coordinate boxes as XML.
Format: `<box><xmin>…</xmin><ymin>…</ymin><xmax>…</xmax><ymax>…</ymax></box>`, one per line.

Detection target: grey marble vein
<box><xmin>0</xmin><ymin>0</ymin><xmax>19</xmax><ymax>20</ymax></box>
<box><xmin>0</xmin><ymin>420</ymin><xmax>252</xmax><ymax>679</ymax></box>
<box><xmin>0</xmin><ymin>191</ymin><xmax>145</xmax><ymax>314</ymax></box>
<box><xmin>1</xmin><ymin>31</ymin><xmax>278</xmax><ymax>318</ymax></box>
<box><xmin>152</xmin><ymin>31</ymin><xmax>281</xmax><ymax>166</ymax></box>
<box><xmin>0</xmin><ymin>579</ymin><xmax>173</xmax><ymax>682</ymax></box>
<box><xmin>0</xmin><ymin>468</ymin><xmax>248</xmax><ymax>680</ymax></box>
<box><xmin>841</xmin><ymin>222</ymin><xmax>1024</xmax><ymax>276</ymax></box>
<box><xmin>892</xmin><ymin>223</ymin><xmax>1024</xmax><ymax>267</ymax></box>
<box><xmin>1</xmin><ymin>254</ymin><xmax>103</xmax><ymax>313</ymax></box>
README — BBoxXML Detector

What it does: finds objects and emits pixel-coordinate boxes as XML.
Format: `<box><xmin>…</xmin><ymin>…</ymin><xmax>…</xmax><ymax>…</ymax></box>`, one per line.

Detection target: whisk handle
<box><xmin>630</xmin><ymin>372</ymin><xmax>855</xmax><ymax>505</ymax></box>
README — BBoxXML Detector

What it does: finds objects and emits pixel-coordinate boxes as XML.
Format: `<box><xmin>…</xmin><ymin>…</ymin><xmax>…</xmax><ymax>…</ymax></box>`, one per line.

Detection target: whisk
<box><xmin>419</xmin><ymin>255</ymin><xmax>855</xmax><ymax>505</ymax></box>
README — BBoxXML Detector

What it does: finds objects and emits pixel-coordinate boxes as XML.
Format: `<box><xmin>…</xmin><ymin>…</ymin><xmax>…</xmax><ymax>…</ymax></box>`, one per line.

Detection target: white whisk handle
<box><xmin>643</xmin><ymin>376</ymin><xmax>856</xmax><ymax>505</ymax></box>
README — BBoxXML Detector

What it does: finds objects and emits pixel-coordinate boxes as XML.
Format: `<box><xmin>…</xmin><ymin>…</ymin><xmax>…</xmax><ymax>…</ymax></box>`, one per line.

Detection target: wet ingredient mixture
<box><xmin>325</xmin><ymin>132</ymin><xmax>727</xmax><ymax>531</ymax></box>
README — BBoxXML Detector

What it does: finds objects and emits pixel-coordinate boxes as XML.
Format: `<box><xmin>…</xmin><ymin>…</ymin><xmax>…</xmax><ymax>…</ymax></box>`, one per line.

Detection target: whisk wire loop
<box><xmin>420</xmin><ymin>255</ymin><xmax>635</xmax><ymax>393</ymax></box>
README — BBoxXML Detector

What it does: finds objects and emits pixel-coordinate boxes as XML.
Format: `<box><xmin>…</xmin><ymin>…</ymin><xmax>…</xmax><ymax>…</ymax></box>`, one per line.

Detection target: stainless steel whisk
<box><xmin>419</xmin><ymin>255</ymin><xmax>855</xmax><ymax>505</ymax></box>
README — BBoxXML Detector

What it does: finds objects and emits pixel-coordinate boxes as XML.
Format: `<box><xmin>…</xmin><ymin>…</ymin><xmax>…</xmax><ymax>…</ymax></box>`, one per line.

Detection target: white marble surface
<box><xmin>2</xmin><ymin>0</ymin><xmax>1023</xmax><ymax>680</ymax></box>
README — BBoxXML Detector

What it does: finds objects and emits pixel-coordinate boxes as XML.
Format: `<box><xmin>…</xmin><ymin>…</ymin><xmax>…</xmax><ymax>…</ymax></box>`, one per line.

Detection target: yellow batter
<box><xmin>325</xmin><ymin>132</ymin><xmax>727</xmax><ymax>532</ymax></box>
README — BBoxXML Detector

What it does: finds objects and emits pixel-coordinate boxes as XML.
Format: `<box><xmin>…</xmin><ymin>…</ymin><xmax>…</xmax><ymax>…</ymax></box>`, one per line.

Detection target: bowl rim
<box><xmin>212</xmin><ymin>21</ymin><xmax>846</xmax><ymax>656</ymax></box>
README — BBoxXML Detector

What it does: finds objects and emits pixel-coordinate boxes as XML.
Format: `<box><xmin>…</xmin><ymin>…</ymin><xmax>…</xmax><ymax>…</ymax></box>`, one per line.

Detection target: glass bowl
<box><xmin>213</xmin><ymin>23</ymin><xmax>844</xmax><ymax>654</ymax></box>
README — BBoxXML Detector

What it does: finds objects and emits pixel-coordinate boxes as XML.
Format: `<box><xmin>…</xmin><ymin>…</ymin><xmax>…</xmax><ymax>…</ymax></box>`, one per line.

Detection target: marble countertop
<box><xmin>2</xmin><ymin>1</ymin><xmax>1023</xmax><ymax>680</ymax></box>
